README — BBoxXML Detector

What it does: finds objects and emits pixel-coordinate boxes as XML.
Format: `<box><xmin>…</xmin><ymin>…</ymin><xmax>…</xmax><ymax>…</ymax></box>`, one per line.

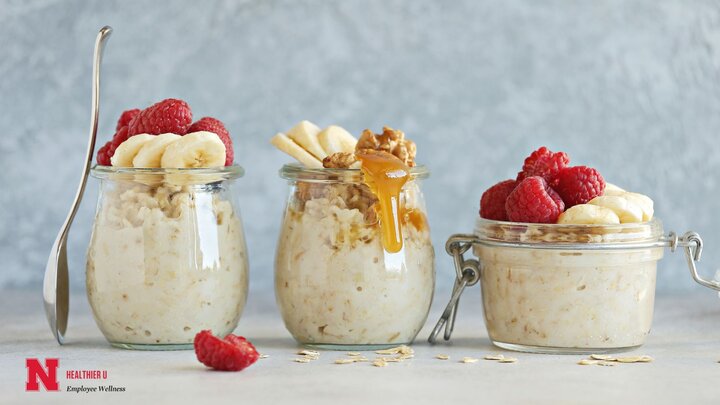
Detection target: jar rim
<box><xmin>474</xmin><ymin>217</ymin><xmax>664</xmax><ymax>246</ymax></box>
<box><xmin>91</xmin><ymin>164</ymin><xmax>244</xmax><ymax>179</ymax></box>
<box><xmin>279</xmin><ymin>163</ymin><xmax>430</xmax><ymax>183</ymax></box>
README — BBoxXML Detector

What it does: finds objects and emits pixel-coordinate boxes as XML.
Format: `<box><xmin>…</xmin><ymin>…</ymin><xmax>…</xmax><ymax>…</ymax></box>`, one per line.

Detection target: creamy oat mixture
<box><xmin>86</xmin><ymin>182</ymin><xmax>248</xmax><ymax>345</ymax></box>
<box><xmin>475</xmin><ymin>244</ymin><xmax>663</xmax><ymax>350</ymax></box>
<box><xmin>275</xmin><ymin>182</ymin><xmax>434</xmax><ymax>346</ymax></box>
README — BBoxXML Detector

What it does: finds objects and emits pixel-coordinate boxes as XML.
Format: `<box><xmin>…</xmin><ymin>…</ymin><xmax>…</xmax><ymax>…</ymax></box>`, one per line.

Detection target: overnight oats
<box><xmin>271</xmin><ymin>122</ymin><xmax>435</xmax><ymax>349</ymax></box>
<box><xmin>431</xmin><ymin>146</ymin><xmax>702</xmax><ymax>354</ymax></box>
<box><xmin>474</xmin><ymin>219</ymin><xmax>663</xmax><ymax>353</ymax></box>
<box><xmin>87</xmin><ymin>99</ymin><xmax>248</xmax><ymax>350</ymax></box>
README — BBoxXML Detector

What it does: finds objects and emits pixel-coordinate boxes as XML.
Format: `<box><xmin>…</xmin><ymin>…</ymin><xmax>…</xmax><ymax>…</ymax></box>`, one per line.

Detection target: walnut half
<box><xmin>356</xmin><ymin>126</ymin><xmax>416</xmax><ymax>167</ymax></box>
<box><xmin>322</xmin><ymin>152</ymin><xmax>358</xmax><ymax>169</ymax></box>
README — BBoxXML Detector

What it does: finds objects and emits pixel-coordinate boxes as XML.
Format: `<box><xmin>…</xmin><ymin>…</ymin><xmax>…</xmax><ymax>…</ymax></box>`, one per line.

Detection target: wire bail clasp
<box><xmin>428</xmin><ymin>234</ymin><xmax>481</xmax><ymax>344</ymax></box>
<box><xmin>667</xmin><ymin>231</ymin><xmax>720</xmax><ymax>291</ymax></box>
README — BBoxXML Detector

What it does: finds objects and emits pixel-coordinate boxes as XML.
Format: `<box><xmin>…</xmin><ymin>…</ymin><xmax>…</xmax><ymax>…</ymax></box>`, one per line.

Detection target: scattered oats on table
<box><xmin>578</xmin><ymin>359</ymin><xmax>599</xmax><ymax>366</ymax></box>
<box><xmin>484</xmin><ymin>354</ymin><xmax>505</xmax><ymax>361</ymax></box>
<box><xmin>498</xmin><ymin>357</ymin><xmax>517</xmax><ymax>363</ymax></box>
<box><xmin>347</xmin><ymin>352</ymin><xmax>362</xmax><ymax>356</ymax></box>
<box><xmin>435</xmin><ymin>354</ymin><xmax>450</xmax><ymax>360</ymax></box>
<box><xmin>616</xmin><ymin>356</ymin><xmax>653</xmax><ymax>363</ymax></box>
<box><xmin>293</xmin><ymin>357</ymin><xmax>312</xmax><ymax>363</ymax></box>
<box><xmin>335</xmin><ymin>358</ymin><xmax>357</xmax><ymax>365</ymax></box>
<box><xmin>375</xmin><ymin>345</ymin><xmax>414</xmax><ymax>356</ymax></box>
<box><xmin>259</xmin><ymin>354</ymin><xmax>269</xmax><ymax>359</ymax></box>
<box><xmin>461</xmin><ymin>357</ymin><xmax>479</xmax><ymax>364</ymax></box>
<box><xmin>298</xmin><ymin>349</ymin><xmax>320</xmax><ymax>357</ymax></box>
<box><xmin>590</xmin><ymin>354</ymin><xmax>615</xmax><ymax>361</ymax></box>
<box><xmin>372</xmin><ymin>359</ymin><xmax>388</xmax><ymax>367</ymax></box>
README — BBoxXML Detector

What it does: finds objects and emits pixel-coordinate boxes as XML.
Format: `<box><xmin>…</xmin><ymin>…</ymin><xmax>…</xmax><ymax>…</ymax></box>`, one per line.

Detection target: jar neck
<box><xmin>474</xmin><ymin>217</ymin><xmax>664</xmax><ymax>246</ymax></box>
<box><xmin>279</xmin><ymin>163</ymin><xmax>430</xmax><ymax>184</ymax></box>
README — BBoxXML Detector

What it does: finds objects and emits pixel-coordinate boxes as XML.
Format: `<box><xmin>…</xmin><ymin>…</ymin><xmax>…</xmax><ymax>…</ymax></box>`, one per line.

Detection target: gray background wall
<box><xmin>2</xmin><ymin>0</ymin><xmax>720</xmax><ymax>299</ymax></box>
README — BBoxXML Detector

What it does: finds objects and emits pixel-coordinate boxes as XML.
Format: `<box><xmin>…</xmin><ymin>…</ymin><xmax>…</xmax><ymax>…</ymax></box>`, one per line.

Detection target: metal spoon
<box><xmin>43</xmin><ymin>26</ymin><xmax>113</xmax><ymax>345</ymax></box>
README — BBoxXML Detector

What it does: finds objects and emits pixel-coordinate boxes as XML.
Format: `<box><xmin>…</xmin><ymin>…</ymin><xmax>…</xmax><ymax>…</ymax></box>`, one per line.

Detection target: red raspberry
<box><xmin>194</xmin><ymin>330</ymin><xmax>259</xmax><ymax>372</ymax></box>
<box><xmin>516</xmin><ymin>146</ymin><xmax>570</xmax><ymax>186</ymax></box>
<box><xmin>111</xmin><ymin>126</ymin><xmax>130</xmax><ymax>147</ymax></box>
<box><xmin>554</xmin><ymin>166</ymin><xmax>605</xmax><ymax>208</ymax></box>
<box><xmin>480</xmin><ymin>179</ymin><xmax>517</xmax><ymax>221</ymax></box>
<box><xmin>116</xmin><ymin>108</ymin><xmax>140</xmax><ymax>131</ymax></box>
<box><xmin>505</xmin><ymin>176</ymin><xmax>565</xmax><ymax>223</ymax></box>
<box><xmin>96</xmin><ymin>141</ymin><xmax>112</xmax><ymax>165</ymax></box>
<box><xmin>188</xmin><ymin>117</ymin><xmax>234</xmax><ymax>165</ymax></box>
<box><xmin>127</xmin><ymin>98</ymin><xmax>193</xmax><ymax>136</ymax></box>
<box><xmin>106</xmin><ymin>141</ymin><xmax>118</xmax><ymax>159</ymax></box>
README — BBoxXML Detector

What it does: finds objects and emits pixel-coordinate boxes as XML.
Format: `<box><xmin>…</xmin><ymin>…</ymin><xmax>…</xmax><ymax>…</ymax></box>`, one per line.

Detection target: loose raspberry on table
<box><xmin>127</xmin><ymin>98</ymin><xmax>193</xmax><ymax>136</ymax></box>
<box><xmin>116</xmin><ymin>108</ymin><xmax>140</xmax><ymax>131</ymax></box>
<box><xmin>188</xmin><ymin>117</ymin><xmax>234</xmax><ymax>165</ymax></box>
<box><xmin>554</xmin><ymin>166</ymin><xmax>605</xmax><ymax>208</ymax></box>
<box><xmin>516</xmin><ymin>146</ymin><xmax>570</xmax><ymax>186</ymax></box>
<box><xmin>194</xmin><ymin>330</ymin><xmax>259</xmax><ymax>372</ymax></box>
<box><xmin>480</xmin><ymin>179</ymin><xmax>517</xmax><ymax>221</ymax></box>
<box><xmin>505</xmin><ymin>176</ymin><xmax>565</xmax><ymax>223</ymax></box>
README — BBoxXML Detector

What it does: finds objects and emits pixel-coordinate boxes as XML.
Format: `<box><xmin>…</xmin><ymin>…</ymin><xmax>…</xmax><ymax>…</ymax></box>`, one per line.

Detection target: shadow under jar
<box><xmin>431</xmin><ymin>217</ymin><xmax>720</xmax><ymax>354</ymax></box>
<box><xmin>86</xmin><ymin>166</ymin><xmax>249</xmax><ymax>350</ymax></box>
<box><xmin>275</xmin><ymin>164</ymin><xmax>435</xmax><ymax>350</ymax></box>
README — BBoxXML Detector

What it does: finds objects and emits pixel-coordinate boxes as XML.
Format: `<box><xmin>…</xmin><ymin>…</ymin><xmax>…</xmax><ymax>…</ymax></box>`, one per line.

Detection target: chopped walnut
<box><xmin>323</xmin><ymin>152</ymin><xmax>358</xmax><ymax>169</ymax></box>
<box><xmin>356</xmin><ymin>127</ymin><xmax>417</xmax><ymax>167</ymax></box>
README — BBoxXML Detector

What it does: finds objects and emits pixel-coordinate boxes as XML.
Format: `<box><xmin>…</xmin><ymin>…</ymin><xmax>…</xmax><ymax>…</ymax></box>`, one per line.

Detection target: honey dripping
<box><xmin>355</xmin><ymin>150</ymin><xmax>410</xmax><ymax>253</ymax></box>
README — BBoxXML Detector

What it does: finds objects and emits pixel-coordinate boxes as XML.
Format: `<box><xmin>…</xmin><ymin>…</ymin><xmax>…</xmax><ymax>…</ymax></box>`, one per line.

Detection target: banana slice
<box><xmin>557</xmin><ymin>204</ymin><xmax>620</xmax><ymax>225</ymax></box>
<box><xmin>318</xmin><ymin>125</ymin><xmax>358</xmax><ymax>155</ymax></box>
<box><xmin>603</xmin><ymin>183</ymin><xmax>625</xmax><ymax>195</ymax></box>
<box><xmin>132</xmin><ymin>133</ymin><xmax>181</xmax><ymax>168</ymax></box>
<box><xmin>270</xmin><ymin>132</ymin><xmax>323</xmax><ymax>168</ymax></box>
<box><xmin>588</xmin><ymin>195</ymin><xmax>643</xmax><ymax>223</ymax></box>
<box><xmin>286</xmin><ymin>120</ymin><xmax>327</xmax><ymax>160</ymax></box>
<box><xmin>111</xmin><ymin>134</ymin><xmax>155</xmax><ymax>167</ymax></box>
<box><xmin>160</xmin><ymin>131</ymin><xmax>226</xmax><ymax>168</ymax></box>
<box><xmin>622</xmin><ymin>192</ymin><xmax>654</xmax><ymax>221</ymax></box>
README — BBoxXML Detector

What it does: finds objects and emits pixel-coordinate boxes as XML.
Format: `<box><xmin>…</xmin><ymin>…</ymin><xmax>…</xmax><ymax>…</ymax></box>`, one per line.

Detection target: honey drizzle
<box><xmin>355</xmin><ymin>150</ymin><xmax>410</xmax><ymax>253</ymax></box>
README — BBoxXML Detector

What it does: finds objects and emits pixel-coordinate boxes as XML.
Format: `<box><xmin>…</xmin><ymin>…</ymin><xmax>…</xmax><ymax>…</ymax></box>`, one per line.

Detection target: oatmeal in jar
<box><xmin>271</xmin><ymin>123</ymin><xmax>435</xmax><ymax>348</ymax></box>
<box><xmin>87</xmin><ymin>99</ymin><xmax>248</xmax><ymax>350</ymax></box>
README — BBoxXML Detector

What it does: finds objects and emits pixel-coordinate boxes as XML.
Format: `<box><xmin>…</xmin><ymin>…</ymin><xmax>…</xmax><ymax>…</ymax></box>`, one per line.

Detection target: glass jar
<box><xmin>86</xmin><ymin>166</ymin><xmax>249</xmax><ymax>350</ymax></box>
<box><xmin>275</xmin><ymin>164</ymin><xmax>435</xmax><ymax>350</ymax></box>
<box><xmin>430</xmin><ymin>217</ymin><xmax>720</xmax><ymax>354</ymax></box>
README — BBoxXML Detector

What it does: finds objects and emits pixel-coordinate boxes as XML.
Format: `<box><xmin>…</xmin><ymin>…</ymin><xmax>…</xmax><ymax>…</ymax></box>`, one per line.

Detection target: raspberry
<box><xmin>96</xmin><ymin>141</ymin><xmax>112</xmax><ymax>165</ymax></box>
<box><xmin>111</xmin><ymin>126</ymin><xmax>130</xmax><ymax>147</ymax></box>
<box><xmin>106</xmin><ymin>141</ymin><xmax>118</xmax><ymax>159</ymax></box>
<box><xmin>116</xmin><ymin>108</ymin><xmax>140</xmax><ymax>131</ymax></box>
<box><xmin>194</xmin><ymin>330</ymin><xmax>259</xmax><ymax>372</ymax></box>
<box><xmin>188</xmin><ymin>117</ymin><xmax>234</xmax><ymax>165</ymax></box>
<box><xmin>505</xmin><ymin>176</ymin><xmax>565</xmax><ymax>223</ymax></box>
<box><xmin>127</xmin><ymin>98</ymin><xmax>193</xmax><ymax>136</ymax></box>
<box><xmin>516</xmin><ymin>146</ymin><xmax>570</xmax><ymax>186</ymax></box>
<box><xmin>479</xmin><ymin>179</ymin><xmax>517</xmax><ymax>221</ymax></box>
<box><xmin>554</xmin><ymin>166</ymin><xmax>605</xmax><ymax>208</ymax></box>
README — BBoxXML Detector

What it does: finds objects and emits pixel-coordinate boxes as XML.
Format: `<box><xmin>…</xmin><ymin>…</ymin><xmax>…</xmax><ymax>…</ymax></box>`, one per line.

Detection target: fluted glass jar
<box><xmin>86</xmin><ymin>166</ymin><xmax>249</xmax><ymax>350</ymax></box>
<box><xmin>275</xmin><ymin>164</ymin><xmax>435</xmax><ymax>350</ymax></box>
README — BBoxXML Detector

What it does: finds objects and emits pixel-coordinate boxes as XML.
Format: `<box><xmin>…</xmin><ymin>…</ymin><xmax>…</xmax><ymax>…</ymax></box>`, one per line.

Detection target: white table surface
<box><xmin>2</xmin><ymin>288</ymin><xmax>719</xmax><ymax>405</ymax></box>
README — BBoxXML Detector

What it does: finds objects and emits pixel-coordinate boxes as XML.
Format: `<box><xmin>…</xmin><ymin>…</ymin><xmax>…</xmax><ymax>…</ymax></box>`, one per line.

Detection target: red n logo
<box><xmin>25</xmin><ymin>358</ymin><xmax>59</xmax><ymax>391</ymax></box>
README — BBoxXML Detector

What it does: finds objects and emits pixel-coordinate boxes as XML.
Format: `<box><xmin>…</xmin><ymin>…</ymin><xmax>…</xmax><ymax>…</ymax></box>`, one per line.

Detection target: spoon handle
<box><xmin>73</xmin><ymin>26</ymin><xmax>112</xmax><ymax>228</ymax></box>
<box><xmin>43</xmin><ymin>26</ymin><xmax>112</xmax><ymax>345</ymax></box>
